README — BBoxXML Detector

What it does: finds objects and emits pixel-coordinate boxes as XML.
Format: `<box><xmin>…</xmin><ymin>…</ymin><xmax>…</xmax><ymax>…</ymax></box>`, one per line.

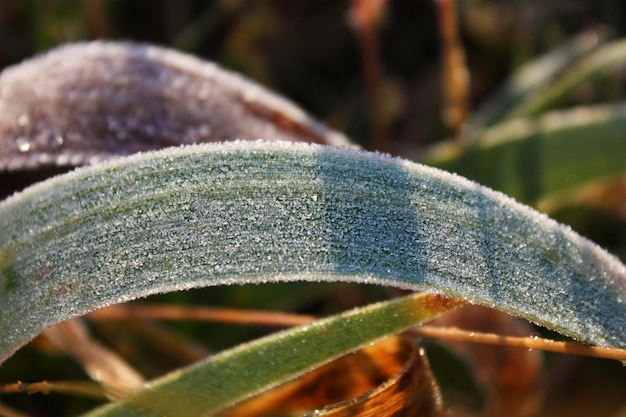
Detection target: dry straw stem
<box><xmin>88</xmin><ymin>303</ymin><xmax>626</xmax><ymax>361</ymax></box>
<box><xmin>411</xmin><ymin>326</ymin><xmax>626</xmax><ymax>361</ymax></box>
<box><xmin>437</xmin><ymin>0</ymin><xmax>470</xmax><ymax>141</ymax></box>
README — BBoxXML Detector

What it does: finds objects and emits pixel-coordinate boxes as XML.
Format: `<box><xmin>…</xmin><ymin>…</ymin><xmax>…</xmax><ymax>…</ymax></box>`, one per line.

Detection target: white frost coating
<box><xmin>14</xmin><ymin>138</ymin><xmax>617</xmax><ymax>241</ymax></box>
<box><xmin>0</xmin><ymin>42</ymin><xmax>352</xmax><ymax>172</ymax></box>
<box><xmin>139</xmin><ymin>46</ymin><xmax>348</xmax><ymax>146</ymax></box>
<box><xmin>0</xmin><ymin>141</ymin><xmax>625</xmax><ymax>366</ymax></box>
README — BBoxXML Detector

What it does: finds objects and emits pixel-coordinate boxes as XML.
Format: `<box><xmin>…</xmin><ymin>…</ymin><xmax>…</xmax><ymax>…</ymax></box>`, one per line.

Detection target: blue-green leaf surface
<box><xmin>1</xmin><ymin>141</ymin><xmax>625</xmax><ymax>367</ymax></box>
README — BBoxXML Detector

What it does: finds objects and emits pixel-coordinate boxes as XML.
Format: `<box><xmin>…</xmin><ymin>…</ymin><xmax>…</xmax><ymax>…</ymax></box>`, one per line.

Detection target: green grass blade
<box><xmin>500</xmin><ymin>38</ymin><xmax>626</xmax><ymax>121</ymax></box>
<box><xmin>1</xmin><ymin>141</ymin><xmax>625</xmax><ymax>367</ymax></box>
<box><xmin>468</xmin><ymin>27</ymin><xmax>608</xmax><ymax>130</ymax></box>
<box><xmin>426</xmin><ymin>102</ymin><xmax>626</xmax><ymax>204</ymax></box>
<box><xmin>80</xmin><ymin>293</ymin><xmax>459</xmax><ymax>417</ymax></box>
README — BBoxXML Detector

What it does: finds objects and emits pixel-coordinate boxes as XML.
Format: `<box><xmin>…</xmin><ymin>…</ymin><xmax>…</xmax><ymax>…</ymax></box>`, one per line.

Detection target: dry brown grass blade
<box><xmin>216</xmin><ymin>335</ymin><xmax>441</xmax><ymax>417</ymax></box>
<box><xmin>88</xmin><ymin>303</ymin><xmax>626</xmax><ymax>361</ymax></box>
<box><xmin>87</xmin><ymin>303</ymin><xmax>317</xmax><ymax>327</ymax></box>
<box><xmin>414</xmin><ymin>326</ymin><xmax>626</xmax><ymax>361</ymax></box>
<box><xmin>42</xmin><ymin>320</ymin><xmax>144</xmax><ymax>400</ymax></box>
<box><xmin>307</xmin><ymin>341</ymin><xmax>442</xmax><ymax>417</ymax></box>
<box><xmin>0</xmin><ymin>380</ymin><xmax>107</xmax><ymax>401</ymax></box>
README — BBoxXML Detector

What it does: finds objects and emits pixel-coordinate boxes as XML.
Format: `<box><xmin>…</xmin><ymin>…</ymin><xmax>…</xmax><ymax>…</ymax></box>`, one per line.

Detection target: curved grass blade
<box><xmin>80</xmin><ymin>293</ymin><xmax>457</xmax><ymax>417</ymax></box>
<box><xmin>0</xmin><ymin>141</ymin><xmax>625</xmax><ymax>366</ymax></box>
<box><xmin>468</xmin><ymin>27</ymin><xmax>608</xmax><ymax>130</ymax></box>
<box><xmin>426</xmin><ymin>102</ymin><xmax>626</xmax><ymax>204</ymax></box>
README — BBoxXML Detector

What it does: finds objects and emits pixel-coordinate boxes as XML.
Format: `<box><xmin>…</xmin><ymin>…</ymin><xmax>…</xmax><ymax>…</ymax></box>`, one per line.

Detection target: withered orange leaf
<box><xmin>308</xmin><ymin>337</ymin><xmax>442</xmax><ymax>417</ymax></box>
<box><xmin>217</xmin><ymin>335</ymin><xmax>442</xmax><ymax>417</ymax></box>
<box><xmin>43</xmin><ymin>319</ymin><xmax>145</xmax><ymax>400</ymax></box>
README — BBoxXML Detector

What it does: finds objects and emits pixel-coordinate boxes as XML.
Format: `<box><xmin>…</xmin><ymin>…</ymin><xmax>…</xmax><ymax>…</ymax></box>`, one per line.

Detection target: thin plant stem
<box><xmin>87</xmin><ymin>304</ymin><xmax>317</xmax><ymax>327</ymax></box>
<box><xmin>412</xmin><ymin>326</ymin><xmax>626</xmax><ymax>361</ymax></box>
<box><xmin>87</xmin><ymin>304</ymin><xmax>626</xmax><ymax>361</ymax></box>
<box><xmin>436</xmin><ymin>0</ymin><xmax>470</xmax><ymax>144</ymax></box>
<box><xmin>349</xmin><ymin>0</ymin><xmax>393</xmax><ymax>152</ymax></box>
<box><xmin>0</xmin><ymin>380</ymin><xmax>108</xmax><ymax>401</ymax></box>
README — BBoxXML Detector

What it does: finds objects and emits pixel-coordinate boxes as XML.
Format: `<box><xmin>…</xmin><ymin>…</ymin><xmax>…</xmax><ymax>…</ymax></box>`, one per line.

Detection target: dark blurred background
<box><xmin>1</xmin><ymin>0</ymin><xmax>625</xmax><ymax>153</ymax></box>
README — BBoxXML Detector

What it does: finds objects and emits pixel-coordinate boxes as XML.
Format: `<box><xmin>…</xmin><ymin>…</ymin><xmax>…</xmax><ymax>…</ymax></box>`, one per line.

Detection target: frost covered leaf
<box><xmin>0</xmin><ymin>140</ymin><xmax>625</xmax><ymax>366</ymax></box>
<box><xmin>82</xmin><ymin>293</ymin><xmax>457</xmax><ymax>417</ymax></box>
<box><xmin>0</xmin><ymin>41</ymin><xmax>350</xmax><ymax>172</ymax></box>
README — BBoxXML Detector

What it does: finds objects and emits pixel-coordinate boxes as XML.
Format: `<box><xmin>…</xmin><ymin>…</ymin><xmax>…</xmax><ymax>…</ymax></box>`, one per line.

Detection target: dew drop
<box><xmin>16</xmin><ymin>137</ymin><xmax>31</xmax><ymax>153</ymax></box>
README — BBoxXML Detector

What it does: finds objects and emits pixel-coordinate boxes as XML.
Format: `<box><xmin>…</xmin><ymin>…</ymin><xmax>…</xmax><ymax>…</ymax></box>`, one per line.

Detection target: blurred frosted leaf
<box><xmin>0</xmin><ymin>41</ymin><xmax>350</xmax><ymax>172</ymax></box>
<box><xmin>1</xmin><ymin>141</ymin><xmax>624</xmax><ymax>367</ymax></box>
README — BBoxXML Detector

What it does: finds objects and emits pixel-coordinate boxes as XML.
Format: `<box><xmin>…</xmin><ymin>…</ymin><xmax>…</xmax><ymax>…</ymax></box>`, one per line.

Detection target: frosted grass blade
<box><xmin>1</xmin><ymin>141</ymin><xmax>625</xmax><ymax>366</ymax></box>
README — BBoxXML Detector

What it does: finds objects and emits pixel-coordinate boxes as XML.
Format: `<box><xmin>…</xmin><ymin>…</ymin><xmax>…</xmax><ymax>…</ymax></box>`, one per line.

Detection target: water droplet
<box><xmin>16</xmin><ymin>137</ymin><xmax>31</xmax><ymax>153</ymax></box>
